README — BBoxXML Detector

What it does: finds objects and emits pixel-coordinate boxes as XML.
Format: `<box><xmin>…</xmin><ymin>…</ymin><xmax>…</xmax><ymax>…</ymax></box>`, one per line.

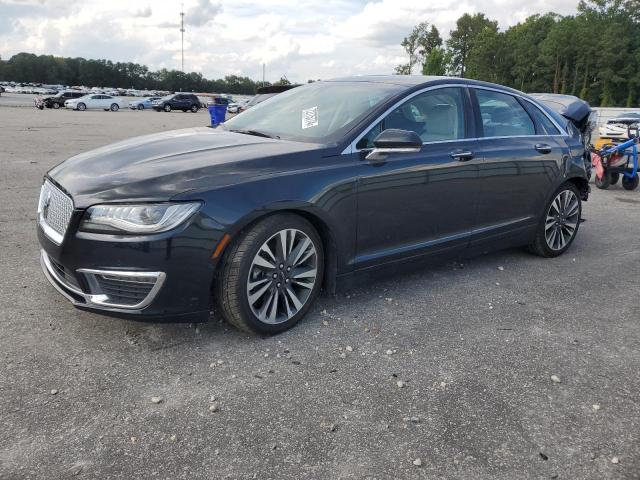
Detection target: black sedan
<box><xmin>37</xmin><ymin>76</ymin><xmax>589</xmax><ymax>334</ymax></box>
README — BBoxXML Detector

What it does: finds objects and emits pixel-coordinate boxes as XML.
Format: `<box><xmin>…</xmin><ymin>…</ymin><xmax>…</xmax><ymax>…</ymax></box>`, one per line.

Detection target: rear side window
<box><xmin>476</xmin><ymin>90</ymin><xmax>535</xmax><ymax>137</ymax></box>
<box><xmin>527</xmin><ymin>103</ymin><xmax>561</xmax><ymax>135</ymax></box>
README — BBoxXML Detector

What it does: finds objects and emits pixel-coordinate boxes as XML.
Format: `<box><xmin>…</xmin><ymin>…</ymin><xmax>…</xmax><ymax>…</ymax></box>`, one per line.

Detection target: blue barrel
<box><xmin>208</xmin><ymin>105</ymin><xmax>226</xmax><ymax>126</ymax></box>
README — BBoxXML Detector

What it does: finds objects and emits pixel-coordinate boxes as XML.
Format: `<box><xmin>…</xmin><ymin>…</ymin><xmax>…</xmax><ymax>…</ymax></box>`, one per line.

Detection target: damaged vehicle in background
<box><xmin>37</xmin><ymin>76</ymin><xmax>590</xmax><ymax>335</ymax></box>
<box><xmin>34</xmin><ymin>90</ymin><xmax>86</xmax><ymax>109</ymax></box>
<box><xmin>598</xmin><ymin>112</ymin><xmax>640</xmax><ymax>140</ymax></box>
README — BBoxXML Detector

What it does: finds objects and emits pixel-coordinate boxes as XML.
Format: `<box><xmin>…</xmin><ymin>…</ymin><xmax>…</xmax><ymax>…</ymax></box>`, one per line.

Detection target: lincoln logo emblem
<box><xmin>42</xmin><ymin>191</ymin><xmax>52</xmax><ymax>219</ymax></box>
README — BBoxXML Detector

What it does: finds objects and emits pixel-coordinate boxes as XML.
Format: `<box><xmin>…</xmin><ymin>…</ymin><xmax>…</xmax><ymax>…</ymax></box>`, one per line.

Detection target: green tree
<box><xmin>396</xmin><ymin>22</ymin><xmax>442</xmax><ymax>74</ymax></box>
<box><xmin>422</xmin><ymin>47</ymin><xmax>451</xmax><ymax>76</ymax></box>
<box><xmin>447</xmin><ymin>13</ymin><xmax>498</xmax><ymax>77</ymax></box>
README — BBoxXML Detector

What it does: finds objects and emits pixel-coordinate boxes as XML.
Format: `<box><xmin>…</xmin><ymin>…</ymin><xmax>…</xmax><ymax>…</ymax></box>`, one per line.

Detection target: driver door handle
<box><xmin>450</xmin><ymin>150</ymin><xmax>474</xmax><ymax>161</ymax></box>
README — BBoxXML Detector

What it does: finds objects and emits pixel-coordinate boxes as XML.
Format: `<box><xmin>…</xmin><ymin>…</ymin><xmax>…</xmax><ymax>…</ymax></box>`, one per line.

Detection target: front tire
<box><xmin>137</xmin><ymin>104</ymin><xmax>144</xmax><ymax>110</ymax></box>
<box><xmin>77</xmin><ymin>103</ymin><xmax>86</xmax><ymax>111</ymax></box>
<box><xmin>110</xmin><ymin>103</ymin><xmax>119</xmax><ymax>111</ymax></box>
<box><xmin>163</xmin><ymin>104</ymin><xmax>171</xmax><ymax>112</ymax></box>
<box><xmin>622</xmin><ymin>175</ymin><xmax>639</xmax><ymax>191</ymax></box>
<box><xmin>529</xmin><ymin>183</ymin><xmax>581</xmax><ymax>258</ymax></box>
<box><xmin>217</xmin><ymin>214</ymin><xmax>324</xmax><ymax>334</ymax></box>
<box><xmin>52</xmin><ymin>102</ymin><xmax>60</xmax><ymax>109</ymax></box>
<box><xmin>190</xmin><ymin>105</ymin><xmax>199</xmax><ymax>113</ymax></box>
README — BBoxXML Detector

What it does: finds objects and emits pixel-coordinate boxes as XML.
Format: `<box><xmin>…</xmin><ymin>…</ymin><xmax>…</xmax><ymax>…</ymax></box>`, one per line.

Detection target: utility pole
<box><xmin>180</xmin><ymin>3</ymin><xmax>185</xmax><ymax>72</ymax></box>
<box><xmin>262</xmin><ymin>63</ymin><xmax>265</xmax><ymax>87</ymax></box>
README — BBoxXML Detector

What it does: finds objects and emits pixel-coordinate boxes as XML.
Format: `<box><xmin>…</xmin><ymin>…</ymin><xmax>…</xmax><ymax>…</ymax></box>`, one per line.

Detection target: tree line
<box><xmin>396</xmin><ymin>0</ymin><xmax>640</xmax><ymax>107</ymax></box>
<box><xmin>0</xmin><ymin>53</ymin><xmax>269</xmax><ymax>94</ymax></box>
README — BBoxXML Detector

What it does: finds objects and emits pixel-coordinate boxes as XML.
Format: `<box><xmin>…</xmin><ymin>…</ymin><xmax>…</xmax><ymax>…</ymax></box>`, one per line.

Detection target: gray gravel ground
<box><xmin>1</xmin><ymin>97</ymin><xmax>639</xmax><ymax>480</ymax></box>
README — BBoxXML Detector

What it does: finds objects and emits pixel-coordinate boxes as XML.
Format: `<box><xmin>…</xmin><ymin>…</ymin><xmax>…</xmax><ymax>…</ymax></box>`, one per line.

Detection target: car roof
<box><xmin>324</xmin><ymin>75</ymin><xmax>527</xmax><ymax>95</ymax></box>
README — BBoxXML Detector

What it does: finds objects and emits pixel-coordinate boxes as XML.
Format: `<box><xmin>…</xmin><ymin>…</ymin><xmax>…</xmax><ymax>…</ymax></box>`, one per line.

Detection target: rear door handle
<box><xmin>450</xmin><ymin>150</ymin><xmax>474</xmax><ymax>161</ymax></box>
<box><xmin>535</xmin><ymin>143</ymin><xmax>552</xmax><ymax>154</ymax></box>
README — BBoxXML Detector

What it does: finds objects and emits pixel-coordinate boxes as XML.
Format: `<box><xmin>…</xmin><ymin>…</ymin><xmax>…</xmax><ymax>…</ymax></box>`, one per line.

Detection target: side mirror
<box><xmin>366</xmin><ymin>129</ymin><xmax>422</xmax><ymax>161</ymax></box>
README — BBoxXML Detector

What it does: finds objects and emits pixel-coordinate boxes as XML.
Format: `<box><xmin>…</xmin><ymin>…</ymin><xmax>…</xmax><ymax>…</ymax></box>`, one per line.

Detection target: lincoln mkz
<box><xmin>37</xmin><ymin>76</ymin><xmax>590</xmax><ymax>334</ymax></box>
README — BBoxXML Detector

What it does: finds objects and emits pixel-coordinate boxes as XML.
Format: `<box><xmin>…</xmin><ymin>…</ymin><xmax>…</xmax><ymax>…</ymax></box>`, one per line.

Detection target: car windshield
<box><xmin>246</xmin><ymin>93</ymin><xmax>274</xmax><ymax>107</ymax></box>
<box><xmin>223</xmin><ymin>81</ymin><xmax>404</xmax><ymax>144</ymax></box>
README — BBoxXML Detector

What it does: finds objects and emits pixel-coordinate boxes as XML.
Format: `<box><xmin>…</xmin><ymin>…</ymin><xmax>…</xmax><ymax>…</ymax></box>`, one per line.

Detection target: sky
<box><xmin>1</xmin><ymin>0</ymin><xmax>579</xmax><ymax>83</ymax></box>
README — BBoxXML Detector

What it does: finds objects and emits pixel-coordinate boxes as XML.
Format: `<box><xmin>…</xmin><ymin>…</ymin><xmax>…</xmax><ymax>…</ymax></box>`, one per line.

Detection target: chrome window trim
<box><xmin>40</xmin><ymin>250</ymin><xmax>166</xmax><ymax>311</ymax></box>
<box><xmin>342</xmin><ymin>83</ymin><xmax>568</xmax><ymax>155</ymax></box>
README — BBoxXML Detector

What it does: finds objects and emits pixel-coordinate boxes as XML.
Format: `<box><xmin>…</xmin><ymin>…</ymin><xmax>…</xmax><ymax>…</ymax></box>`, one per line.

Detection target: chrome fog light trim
<box><xmin>78</xmin><ymin>268</ymin><xmax>166</xmax><ymax>310</ymax></box>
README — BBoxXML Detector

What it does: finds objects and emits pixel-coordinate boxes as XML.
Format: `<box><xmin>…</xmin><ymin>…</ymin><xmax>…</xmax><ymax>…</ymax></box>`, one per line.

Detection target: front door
<box><xmin>354</xmin><ymin>86</ymin><xmax>480</xmax><ymax>268</ymax></box>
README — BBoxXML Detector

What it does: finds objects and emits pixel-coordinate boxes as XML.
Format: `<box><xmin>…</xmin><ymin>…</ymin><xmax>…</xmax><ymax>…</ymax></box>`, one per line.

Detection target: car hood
<box><xmin>48</xmin><ymin>127</ymin><xmax>324</xmax><ymax>208</ymax></box>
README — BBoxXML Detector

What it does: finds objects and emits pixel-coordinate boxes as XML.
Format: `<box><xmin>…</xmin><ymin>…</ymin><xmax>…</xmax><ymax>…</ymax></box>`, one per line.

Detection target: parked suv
<box><xmin>35</xmin><ymin>90</ymin><xmax>86</xmax><ymax>109</ymax></box>
<box><xmin>152</xmin><ymin>93</ymin><xmax>201</xmax><ymax>113</ymax></box>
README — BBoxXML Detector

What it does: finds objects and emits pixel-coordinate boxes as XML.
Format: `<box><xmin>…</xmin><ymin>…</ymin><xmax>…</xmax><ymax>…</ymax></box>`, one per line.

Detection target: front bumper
<box><xmin>37</xmin><ymin>209</ymin><xmax>224</xmax><ymax>323</ymax></box>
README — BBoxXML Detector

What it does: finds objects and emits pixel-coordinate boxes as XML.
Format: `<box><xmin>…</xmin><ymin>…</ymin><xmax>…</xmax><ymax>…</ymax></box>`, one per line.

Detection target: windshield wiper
<box><xmin>228</xmin><ymin>128</ymin><xmax>279</xmax><ymax>139</ymax></box>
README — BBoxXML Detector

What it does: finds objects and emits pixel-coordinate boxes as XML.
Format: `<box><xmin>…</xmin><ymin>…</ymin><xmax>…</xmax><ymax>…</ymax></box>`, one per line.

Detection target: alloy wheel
<box><xmin>247</xmin><ymin>229</ymin><xmax>318</xmax><ymax>324</ymax></box>
<box><xmin>545</xmin><ymin>189</ymin><xmax>580</xmax><ymax>251</ymax></box>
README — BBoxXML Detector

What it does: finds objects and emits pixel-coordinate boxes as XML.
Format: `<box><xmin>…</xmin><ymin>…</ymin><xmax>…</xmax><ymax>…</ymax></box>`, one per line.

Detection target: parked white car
<box><xmin>64</xmin><ymin>94</ymin><xmax>125</xmax><ymax>111</ymax></box>
<box><xmin>599</xmin><ymin>113</ymin><xmax>640</xmax><ymax>139</ymax></box>
<box><xmin>227</xmin><ymin>102</ymin><xmax>242</xmax><ymax>114</ymax></box>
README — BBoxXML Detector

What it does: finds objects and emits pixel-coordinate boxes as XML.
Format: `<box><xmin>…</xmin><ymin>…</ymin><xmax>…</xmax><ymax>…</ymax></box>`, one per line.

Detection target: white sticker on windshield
<box><xmin>302</xmin><ymin>106</ymin><xmax>319</xmax><ymax>129</ymax></box>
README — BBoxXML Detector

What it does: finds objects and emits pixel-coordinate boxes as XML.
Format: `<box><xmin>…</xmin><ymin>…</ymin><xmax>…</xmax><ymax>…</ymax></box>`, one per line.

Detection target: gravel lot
<box><xmin>1</xmin><ymin>95</ymin><xmax>639</xmax><ymax>480</ymax></box>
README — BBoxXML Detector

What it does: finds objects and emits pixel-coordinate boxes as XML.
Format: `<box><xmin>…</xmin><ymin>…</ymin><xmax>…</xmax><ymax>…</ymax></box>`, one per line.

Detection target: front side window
<box><xmin>476</xmin><ymin>90</ymin><xmax>535</xmax><ymax>137</ymax></box>
<box><xmin>223</xmin><ymin>81</ymin><xmax>404</xmax><ymax>144</ymax></box>
<box><xmin>357</xmin><ymin>87</ymin><xmax>466</xmax><ymax>149</ymax></box>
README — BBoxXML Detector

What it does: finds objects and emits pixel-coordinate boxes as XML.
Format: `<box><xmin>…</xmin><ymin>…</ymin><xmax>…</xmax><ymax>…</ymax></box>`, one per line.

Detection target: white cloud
<box><xmin>0</xmin><ymin>0</ymin><xmax>579</xmax><ymax>83</ymax></box>
<box><xmin>133</xmin><ymin>6</ymin><xmax>152</xmax><ymax>18</ymax></box>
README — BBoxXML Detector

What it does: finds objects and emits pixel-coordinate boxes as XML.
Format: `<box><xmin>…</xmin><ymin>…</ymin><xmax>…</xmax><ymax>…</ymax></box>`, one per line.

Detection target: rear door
<box><xmin>470</xmin><ymin>87</ymin><xmax>567</xmax><ymax>243</ymax></box>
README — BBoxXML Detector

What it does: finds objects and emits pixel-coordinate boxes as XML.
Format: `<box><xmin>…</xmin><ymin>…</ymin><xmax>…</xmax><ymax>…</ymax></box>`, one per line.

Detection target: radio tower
<box><xmin>180</xmin><ymin>3</ymin><xmax>185</xmax><ymax>72</ymax></box>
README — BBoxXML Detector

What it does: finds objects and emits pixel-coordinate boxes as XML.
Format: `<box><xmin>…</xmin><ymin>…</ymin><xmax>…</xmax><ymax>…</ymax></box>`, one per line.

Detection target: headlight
<box><xmin>80</xmin><ymin>202</ymin><xmax>201</xmax><ymax>234</ymax></box>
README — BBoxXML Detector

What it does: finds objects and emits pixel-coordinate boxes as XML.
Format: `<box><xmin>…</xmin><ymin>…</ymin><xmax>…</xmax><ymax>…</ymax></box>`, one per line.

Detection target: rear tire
<box><xmin>52</xmin><ymin>103</ymin><xmax>60</xmax><ymax>109</ymax></box>
<box><xmin>595</xmin><ymin>172</ymin><xmax>611</xmax><ymax>189</ymax></box>
<box><xmin>190</xmin><ymin>105</ymin><xmax>199</xmax><ymax>113</ymax></box>
<box><xmin>217</xmin><ymin>213</ymin><xmax>324</xmax><ymax>335</ymax></box>
<box><xmin>137</xmin><ymin>104</ymin><xmax>144</xmax><ymax>110</ymax></box>
<box><xmin>110</xmin><ymin>103</ymin><xmax>119</xmax><ymax>111</ymax></box>
<box><xmin>529</xmin><ymin>183</ymin><xmax>581</xmax><ymax>258</ymax></box>
<box><xmin>622</xmin><ymin>175</ymin><xmax>639</xmax><ymax>191</ymax></box>
<box><xmin>77</xmin><ymin>103</ymin><xmax>86</xmax><ymax>111</ymax></box>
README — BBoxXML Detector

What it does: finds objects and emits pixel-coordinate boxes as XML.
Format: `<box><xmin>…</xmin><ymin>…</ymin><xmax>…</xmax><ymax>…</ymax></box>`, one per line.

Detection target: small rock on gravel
<box><xmin>397</xmin><ymin>380</ymin><xmax>406</xmax><ymax>388</ymax></box>
<box><xmin>150</xmin><ymin>396</ymin><xmax>163</xmax><ymax>404</ymax></box>
<box><xmin>413</xmin><ymin>458</ymin><xmax>422</xmax><ymax>466</ymax></box>
<box><xmin>611</xmin><ymin>457</ymin><xmax>619</xmax><ymax>464</ymax></box>
<box><xmin>50</xmin><ymin>389</ymin><xmax>58</xmax><ymax>395</ymax></box>
<box><xmin>345</xmin><ymin>346</ymin><xmax>353</xmax><ymax>352</ymax></box>
<box><xmin>209</xmin><ymin>403</ymin><xmax>219</xmax><ymax>412</ymax></box>
<box><xmin>592</xmin><ymin>404</ymin><xmax>600</xmax><ymax>411</ymax></box>
<box><xmin>550</xmin><ymin>375</ymin><xmax>561</xmax><ymax>383</ymax></box>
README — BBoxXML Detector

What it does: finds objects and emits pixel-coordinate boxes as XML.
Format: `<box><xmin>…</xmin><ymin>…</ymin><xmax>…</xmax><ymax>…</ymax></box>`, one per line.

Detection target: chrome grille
<box><xmin>38</xmin><ymin>180</ymin><xmax>74</xmax><ymax>244</ymax></box>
